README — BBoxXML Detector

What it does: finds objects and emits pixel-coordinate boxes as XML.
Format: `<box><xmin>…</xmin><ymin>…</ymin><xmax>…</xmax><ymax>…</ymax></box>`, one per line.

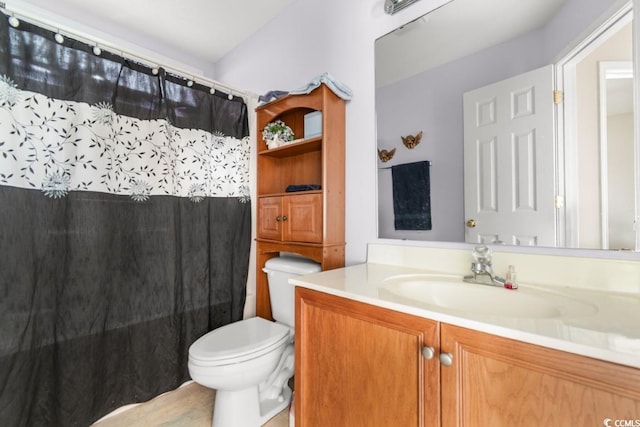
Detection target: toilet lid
<box><xmin>189</xmin><ymin>317</ymin><xmax>290</xmax><ymax>363</ymax></box>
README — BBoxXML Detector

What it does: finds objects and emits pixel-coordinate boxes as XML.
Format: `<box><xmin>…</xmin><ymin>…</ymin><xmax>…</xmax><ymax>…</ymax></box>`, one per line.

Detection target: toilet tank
<box><xmin>263</xmin><ymin>255</ymin><xmax>321</xmax><ymax>327</ymax></box>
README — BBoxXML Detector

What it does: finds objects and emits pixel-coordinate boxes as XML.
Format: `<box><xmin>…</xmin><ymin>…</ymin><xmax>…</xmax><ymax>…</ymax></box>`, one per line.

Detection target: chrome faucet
<box><xmin>463</xmin><ymin>245</ymin><xmax>505</xmax><ymax>287</ymax></box>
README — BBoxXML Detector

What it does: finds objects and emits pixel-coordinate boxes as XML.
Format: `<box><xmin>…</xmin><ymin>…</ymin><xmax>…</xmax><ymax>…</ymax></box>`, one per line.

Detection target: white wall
<box><xmin>607</xmin><ymin>112</ymin><xmax>635</xmax><ymax>250</ymax></box>
<box><xmin>576</xmin><ymin>20</ymin><xmax>633</xmax><ymax>249</ymax></box>
<box><xmin>215</xmin><ymin>0</ymin><xmax>453</xmax><ymax>265</ymax></box>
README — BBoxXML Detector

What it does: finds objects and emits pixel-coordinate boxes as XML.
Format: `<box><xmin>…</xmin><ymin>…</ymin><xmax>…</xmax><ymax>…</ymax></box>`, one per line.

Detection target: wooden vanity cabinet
<box><xmin>255</xmin><ymin>84</ymin><xmax>345</xmax><ymax>319</ymax></box>
<box><xmin>441</xmin><ymin>324</ymin><xmax>640</xmax><ymax>426</ymax></box>
<box><xmin>295</xmin><ymin>289</ymin><xmax>640</xmax><ymax>427</ymax></box>
<box><xmin>295</xmin><ymin>287</ymin><xmax>440</xmax><ymax>427</ymax></box>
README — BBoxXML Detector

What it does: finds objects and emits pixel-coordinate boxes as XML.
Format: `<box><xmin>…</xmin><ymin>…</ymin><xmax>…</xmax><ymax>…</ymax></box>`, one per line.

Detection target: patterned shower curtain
<box><xmin>0</xmin><ymin>13</ymin><xmax>252</xmax><ymax>427</ymax></box>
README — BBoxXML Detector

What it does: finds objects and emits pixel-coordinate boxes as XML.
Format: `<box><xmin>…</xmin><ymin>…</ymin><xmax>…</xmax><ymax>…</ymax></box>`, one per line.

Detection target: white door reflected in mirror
<box><xmin>463</xmin><ymin>65</ymin><xmax>556</xmax><ymax>247</ymax></box>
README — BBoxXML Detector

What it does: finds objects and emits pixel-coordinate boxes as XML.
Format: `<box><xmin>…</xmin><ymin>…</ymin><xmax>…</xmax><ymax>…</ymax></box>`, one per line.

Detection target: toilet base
<box><xmin>211</xmin><ymin>385</ymin><xmax>292</xmax><ymax>427</ymax></box>
<box><xmin>260</xmin><ymin>385</ymin><xmax>292</xmax><ymax>424</ymax></box>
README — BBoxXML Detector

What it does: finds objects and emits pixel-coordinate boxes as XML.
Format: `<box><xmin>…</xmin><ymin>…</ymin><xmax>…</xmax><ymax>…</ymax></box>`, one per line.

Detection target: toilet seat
<box><xmin>189</xmin><ymin>317</ymin><xmax>291</xmax><ymax>366</ymax></box>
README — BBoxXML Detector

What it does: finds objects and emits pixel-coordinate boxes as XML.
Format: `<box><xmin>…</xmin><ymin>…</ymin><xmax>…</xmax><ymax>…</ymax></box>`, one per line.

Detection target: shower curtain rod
<box><xmin>0</xmin><ymin>2</ymin><xmax>254</xmax><ymax>101</ymax></box>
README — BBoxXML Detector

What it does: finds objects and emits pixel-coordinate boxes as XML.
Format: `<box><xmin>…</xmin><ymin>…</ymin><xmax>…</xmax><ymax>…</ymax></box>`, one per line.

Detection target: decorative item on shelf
<box><xmin>378</xmin><ymin>148</ymin><xmax>396</xmax><ymax>162</ymax></box>
<box><xmin>262</xmin><ymin>119</ymin><xmax>294</xmax><ymax>149</ymax></box>
<box><xmin>304</xmin><ymin>111</ymin><xmax>322</xmax><ymax>139</ymax></box>
<box><xmin>401</xmin><ymin>131</ymin><xmax>423</xmax><ymax>149</ymax></box>
<box><xmin>285</xmin><ymin>184</ymin><xmax>321</xmax><ymax>192</ymax></box>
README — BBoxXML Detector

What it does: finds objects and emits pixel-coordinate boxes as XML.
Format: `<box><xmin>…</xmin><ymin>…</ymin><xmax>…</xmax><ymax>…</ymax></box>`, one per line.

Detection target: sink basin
<box><xmin>380</xmin><ymin>274</ymin><xmax>597</xmax><ymax>319</ymax></box>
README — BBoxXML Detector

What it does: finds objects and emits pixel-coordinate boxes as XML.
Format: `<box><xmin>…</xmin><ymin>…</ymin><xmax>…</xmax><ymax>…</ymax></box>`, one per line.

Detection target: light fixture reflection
<box><xmin>384</xmin><ymin>0</ymin><xmax>421</xmax><ymax>15</ymax></box>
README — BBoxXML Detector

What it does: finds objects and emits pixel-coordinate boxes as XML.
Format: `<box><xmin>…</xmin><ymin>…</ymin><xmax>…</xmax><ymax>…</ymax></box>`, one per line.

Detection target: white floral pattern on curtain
<box><xmin>0</xmin><ymin>76</ymin><xmax>250</xmax><ymax>203</ymax></box>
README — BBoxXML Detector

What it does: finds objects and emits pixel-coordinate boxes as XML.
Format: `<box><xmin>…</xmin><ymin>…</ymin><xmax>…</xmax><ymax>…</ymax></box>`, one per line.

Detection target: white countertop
<box><xmin>291</xmin><ymin>262</ymin><xmax>640</xmax><ymax>369</ymax></box>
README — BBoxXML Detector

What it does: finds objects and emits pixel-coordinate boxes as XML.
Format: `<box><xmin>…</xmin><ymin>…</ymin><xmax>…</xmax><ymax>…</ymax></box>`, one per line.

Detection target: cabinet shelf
<box><xmin>258</xmin><ymin>136</ymin><xmax>322</xmax><ymax>157</ymax></box>
<box><xmin>258</xmin><ymin>189</ymin><xmax>322</xmax><ymax>198</ymax></box>
<box><xmin>255</xmin><ymin>238</ymin><xmax>325</xmax><ymax>246</ymax></box>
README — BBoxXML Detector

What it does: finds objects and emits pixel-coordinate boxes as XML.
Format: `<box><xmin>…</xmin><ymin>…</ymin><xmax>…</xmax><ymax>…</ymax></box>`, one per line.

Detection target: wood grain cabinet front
<box><xmin>257</xmin><ymin>193</ymin><xmax>322</xmax><ymax>243</ymax></box>
<box><xmin>440</xmin><ymin>324</ymin><xmax>640</xmax><ymax>427</ymax></box>
<box><xmin>295</xmin><ymin>288</ymin><xmax>640</xmax><ymax>427</ymax></box>
<box><xmin>295</xmin><ymin>287</ymin><xmax>440</xmax><ymax>427</ymax></box>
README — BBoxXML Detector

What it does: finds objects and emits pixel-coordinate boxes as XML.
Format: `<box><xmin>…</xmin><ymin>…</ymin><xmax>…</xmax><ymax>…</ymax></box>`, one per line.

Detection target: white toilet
<box><xmin>188</xmin><ymin>255</ymin><xmax>321</xmax><ymax>427</ymax></box>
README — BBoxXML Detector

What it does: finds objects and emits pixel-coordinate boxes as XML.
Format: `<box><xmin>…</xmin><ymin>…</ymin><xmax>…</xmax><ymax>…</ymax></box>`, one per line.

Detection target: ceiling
<box><xmin>11</xmin><ymin>0</ymin><xmax>297</xmax><ymax>67</ymax></box>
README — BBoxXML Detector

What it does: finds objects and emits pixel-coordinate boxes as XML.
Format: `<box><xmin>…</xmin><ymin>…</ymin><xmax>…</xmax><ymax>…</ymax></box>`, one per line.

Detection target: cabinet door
<box><xmin>440</xmin><ymin>324</ymin><xmax>640</xmax><ymax>427</ymax></box>
<box><xmin>295</xmin><ymin>288</ymin><xmax>440</xmax><ymax>427</ymax></box>
<box><xmin>283</xmin><ymin>193</ymin><xmax>322</xmax><ymax>243</ymax></box>
<box><xmin>257</xmin><ymin>196</ymin><xmax>282</xmax><ymax>240</ymax></box>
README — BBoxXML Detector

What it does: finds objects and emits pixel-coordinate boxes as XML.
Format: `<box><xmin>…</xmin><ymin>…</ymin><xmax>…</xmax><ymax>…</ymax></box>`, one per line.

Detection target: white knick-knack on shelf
<box><xmin>266</xmin><ymin>132</ymin><xmax>283</xmax><ymax>149</ymax></box>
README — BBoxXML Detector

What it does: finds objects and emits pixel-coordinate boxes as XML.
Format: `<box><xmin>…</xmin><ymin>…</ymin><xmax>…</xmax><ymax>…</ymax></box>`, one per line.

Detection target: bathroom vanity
<box><xmin>292</xmin><ymin>244</ymin><xmax>640</xmax><ymax>426</ymax></box>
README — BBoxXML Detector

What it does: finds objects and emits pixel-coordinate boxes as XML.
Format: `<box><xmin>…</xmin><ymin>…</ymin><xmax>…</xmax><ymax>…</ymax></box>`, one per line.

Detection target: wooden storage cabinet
<box><xmin>441</xmin><ymin>324</ymin><xmax>640</xmax><ymax>427</ymax></box>
<box><xmin>295</xmin><ymin>287</ymin><xmax>440</xmax><ymax>427</ymax></box>
<box><xmin>255</xmin><ymin>84</ymin><xmax>345</xmax><ymax>319</ymax></box>
<box><xmin>295</xmin><ymin>289</ymin><xmax>640</xmax><ymax>427</ymax></box>
<box><xmin>257</xmin><ymin>193</ymin><xmax>322</xmax><ymax>243</ymax></box>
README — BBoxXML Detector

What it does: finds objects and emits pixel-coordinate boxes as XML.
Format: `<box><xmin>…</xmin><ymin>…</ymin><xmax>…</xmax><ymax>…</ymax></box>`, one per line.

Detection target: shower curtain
<box><xmin>0</xmin><ymin>14</ymin><xmax>252</xmax><ymax>427</ymax></box>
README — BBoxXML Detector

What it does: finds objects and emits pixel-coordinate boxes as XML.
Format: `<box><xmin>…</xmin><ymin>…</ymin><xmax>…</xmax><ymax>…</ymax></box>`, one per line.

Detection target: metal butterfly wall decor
<box><xmin>401</xmin><ymin>131</ymin><xmax>423</xmax><ymax>149</ymax></box>
<box><xmin>377</xmin><ymin>148</ymin><xmax>396</xmax><ymax>162</ymax></box>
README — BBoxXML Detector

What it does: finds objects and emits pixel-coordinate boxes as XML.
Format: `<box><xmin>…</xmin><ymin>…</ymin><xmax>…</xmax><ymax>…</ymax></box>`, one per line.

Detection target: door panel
<box><xmin>284</xmin><ymin>193</ymin><xmax>322</xmax><ymax>243</ymax></box>
<box><xmin>441</xmin><ymin>324</ymin><xmax>640</xmax><ymax>427</ymax></box>
<box><xmin>464</xmin><ymin>65</ymin><xmax>556</xmax><ymax>246</ymax></box>
<box><xmin>296</xmin><ymin>288</ymin><xmax>440</xmax><ymax>427</ymax></box>
<box><xmin>257</xmin><ymin>196</ymin><xmax>282</xmax><ymax>240</ymax></box>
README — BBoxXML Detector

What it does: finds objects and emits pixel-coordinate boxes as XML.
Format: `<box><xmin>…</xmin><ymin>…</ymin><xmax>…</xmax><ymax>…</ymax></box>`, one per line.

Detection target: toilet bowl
<box><xmin>188</xmin><ymin>255</ymin><xmax>321</xmax><ymax>427</ymax></box>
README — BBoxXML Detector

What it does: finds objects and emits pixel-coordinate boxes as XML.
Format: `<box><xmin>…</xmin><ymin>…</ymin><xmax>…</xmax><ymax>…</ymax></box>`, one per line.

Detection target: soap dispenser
<box><xmin>504</xmin><ymin>265</ymin><xmax>518</xmax><ymax>290</ymax></box>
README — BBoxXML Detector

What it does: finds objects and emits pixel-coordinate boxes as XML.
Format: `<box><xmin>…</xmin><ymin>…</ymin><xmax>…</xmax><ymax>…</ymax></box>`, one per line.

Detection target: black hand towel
<box><xmin>391</xmin><ymin>161</ymin><xmax>432</xmax><ymax>230</ymax></box>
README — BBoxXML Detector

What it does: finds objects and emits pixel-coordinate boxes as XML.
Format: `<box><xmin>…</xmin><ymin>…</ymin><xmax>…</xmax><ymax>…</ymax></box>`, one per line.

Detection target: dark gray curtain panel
<box><xmin>0</xmin><ymin>188</ymin><xmax>251</xmax><ymax>426</ymax></box>
<box><xmin>0</xmin><ymin>11</ymin><xmax>252</xmax><ymax>427</ymax></box>
<box><xmin>0</xmin><ymin>13</ymin><xmax>250</xmax><ymax>137</ymax></box>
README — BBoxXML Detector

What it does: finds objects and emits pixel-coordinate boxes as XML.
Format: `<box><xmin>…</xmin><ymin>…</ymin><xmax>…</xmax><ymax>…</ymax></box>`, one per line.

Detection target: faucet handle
<box><xmin>472</xmin><ymin>245</ymin><xmax>492</xmax><ymax>263</ymax></box>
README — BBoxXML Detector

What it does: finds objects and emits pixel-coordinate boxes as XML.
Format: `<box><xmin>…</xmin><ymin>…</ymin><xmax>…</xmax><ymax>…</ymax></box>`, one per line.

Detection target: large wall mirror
<box><xmin>375</xmin><ymin>0</ymin><xmax>638</xmax><ymax>252</ymax></box>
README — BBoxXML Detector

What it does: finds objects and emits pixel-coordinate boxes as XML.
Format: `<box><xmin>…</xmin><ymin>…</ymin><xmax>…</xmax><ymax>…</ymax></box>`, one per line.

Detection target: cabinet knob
<box><xmin>276</xmin><ymin>216</ymin><xmax>282</xmax><ymax>222</ymax></box>
<box><xmin>439</xmin><ymin>352</ymin><xmax>453</xmax><ymax>366</ymax></box>
<box><xmin>421</xmin><ymin>346</ymin><xmax>435</xmax><ymax>360</ymax></box>
<box><xmin>466</xmin><ymin>219</ymin><xmax>477</xmax><ymax>228</ymax></box>
<box><xmin>282</xmin><ymin>215</ymin><xmax>288</xmax><ymax>221</ymax></box>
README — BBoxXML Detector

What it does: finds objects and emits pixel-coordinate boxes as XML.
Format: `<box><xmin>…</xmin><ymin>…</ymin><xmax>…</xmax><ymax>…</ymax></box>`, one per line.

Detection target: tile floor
<box><xmin>92</xmin><ymin>382</ymin><xmax>289</xmax><ymax>427</ymax></box>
